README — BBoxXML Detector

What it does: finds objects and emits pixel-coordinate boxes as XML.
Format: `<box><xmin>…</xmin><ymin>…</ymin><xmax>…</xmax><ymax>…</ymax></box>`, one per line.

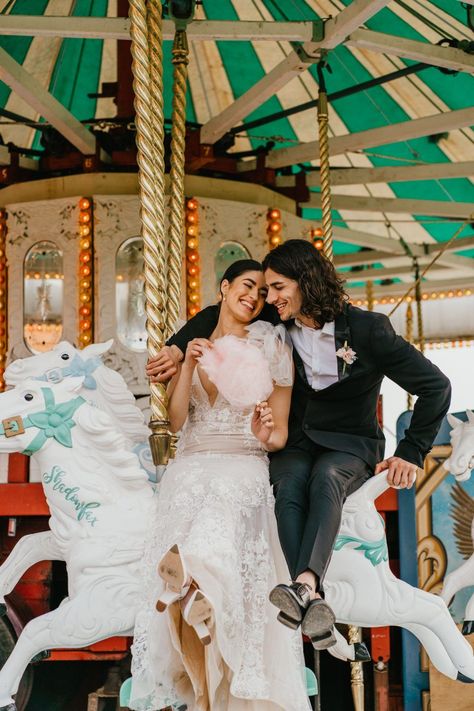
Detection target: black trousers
<box><xmin>270</xmin><ymin>441</ymin><xmax>371</xmax><ymax>584</ymax></box>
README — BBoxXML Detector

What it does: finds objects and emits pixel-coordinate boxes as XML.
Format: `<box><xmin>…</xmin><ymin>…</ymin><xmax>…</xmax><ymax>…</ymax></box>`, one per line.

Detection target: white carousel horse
<box><xmin>0</xmin><ymin>384</ymin><xmax>473</xmax><ymax>709</ymax></box>
<box><xmin>0</xmin><ymin>378</ymin><xmax>156</xmax><ymax>709</ymax></box>
<box><xmin>440</xmin><ymin>411</ymin><xmax>474</xmax><ymax>634</ymax></box>
<box><xmin>4</xmin><ymin>340</ymin><xmax>155</xmax><ymax>480</ymax></box>
<box><xmin>3</xmin><ymin>341</ymin><xmax>367</xmax><ymax>667</ymax></box>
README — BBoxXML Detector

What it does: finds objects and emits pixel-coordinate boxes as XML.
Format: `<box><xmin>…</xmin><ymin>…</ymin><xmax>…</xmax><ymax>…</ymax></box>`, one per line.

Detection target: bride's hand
<box><xmin>251</xmin><ymin>401</ymin><xmax>274</xmax><ymax>444</ymax></box>
<box><xmin>184</xmin><ymin>338</ymin><xmax>213</xmax><ymax>369</ymax></box>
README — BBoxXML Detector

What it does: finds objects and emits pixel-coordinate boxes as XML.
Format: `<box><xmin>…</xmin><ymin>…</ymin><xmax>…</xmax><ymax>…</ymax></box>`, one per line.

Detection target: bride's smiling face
<box><xmin>220</xmin><ymin>270</ymin><xmax>268</xmax><ymax>322</ymax></box>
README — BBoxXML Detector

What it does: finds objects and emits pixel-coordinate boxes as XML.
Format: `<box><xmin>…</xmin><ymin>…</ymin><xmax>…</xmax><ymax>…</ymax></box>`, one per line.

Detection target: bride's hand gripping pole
<box><xmin>130</xmin><ymin>0</ymin><xmax>170</xmax><ymax>465</ymax></box>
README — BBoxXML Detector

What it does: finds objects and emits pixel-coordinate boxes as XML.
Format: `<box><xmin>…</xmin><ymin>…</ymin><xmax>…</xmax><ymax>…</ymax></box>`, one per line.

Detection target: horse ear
<box><xmin>62</xmin><ymin>376</ymin><xmax>85</xmax><ymax>394</ymax></box>
<box><xmin>81</xmin><ymin>339</ymin><xmax>114</xmax><ymax>358</ymax></box>
<box><xmin>467</xmin><ymin>410</ymin><xmax>474</xmax><ymax>424</ymax></box>
<box><xmin>447</xmin><ymin>413</ymin><xmax>463</xmax><ymax>429</ymax></box>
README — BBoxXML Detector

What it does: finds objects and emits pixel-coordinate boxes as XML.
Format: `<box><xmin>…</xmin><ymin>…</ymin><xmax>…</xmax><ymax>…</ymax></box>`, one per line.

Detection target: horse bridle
<box><xmin>0</xmin><ymin>387</ymin><xmax>85</xmax><ymax>455</ymax></box>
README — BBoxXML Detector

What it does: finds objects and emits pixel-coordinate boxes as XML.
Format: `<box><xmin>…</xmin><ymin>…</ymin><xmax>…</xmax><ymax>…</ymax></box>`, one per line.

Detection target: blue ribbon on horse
<box><xmin>36</xmin><ymin>354</ymin><xmax>101</xmax><ymax>390</ymax></box>
<box><xmin>0</xmin><ymin>387</ymin><xmax>85</xmax><ymax>455</ymax></box>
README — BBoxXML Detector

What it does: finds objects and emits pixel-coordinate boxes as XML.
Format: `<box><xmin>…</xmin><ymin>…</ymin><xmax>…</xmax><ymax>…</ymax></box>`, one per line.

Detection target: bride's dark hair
<box><xmin>219</xmin><ymin>259</ymin><xmax>263</xmax><ymax>297</ymax></box>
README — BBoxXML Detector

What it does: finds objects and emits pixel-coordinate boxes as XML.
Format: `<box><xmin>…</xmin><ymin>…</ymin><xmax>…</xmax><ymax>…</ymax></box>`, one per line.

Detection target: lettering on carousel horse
<box><xmin>43</xmin><ymin>465</ymin><xmax>100</xmax><ymax>526</ymax></box>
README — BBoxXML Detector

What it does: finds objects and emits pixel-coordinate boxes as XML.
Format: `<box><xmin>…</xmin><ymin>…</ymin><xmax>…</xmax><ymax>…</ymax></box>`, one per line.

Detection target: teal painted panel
<box><xmin>0</xmin><ymin>0</ymin><xmax>49</xmax><ymax>107</ymax></box>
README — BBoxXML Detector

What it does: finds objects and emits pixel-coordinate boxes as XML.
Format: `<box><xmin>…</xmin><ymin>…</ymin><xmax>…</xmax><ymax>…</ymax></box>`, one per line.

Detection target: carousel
<box><xmin>0</xmin><ymin>1</ymin><xmax>473</xmax><ymax>710</ymax></box>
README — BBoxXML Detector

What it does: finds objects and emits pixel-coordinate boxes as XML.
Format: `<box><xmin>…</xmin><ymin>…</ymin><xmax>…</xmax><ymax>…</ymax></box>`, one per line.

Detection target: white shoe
<box><xmin>181</xmin><ymin>588</ymin><xmax>213</xmax><ymax>646</ymax></box>
<box><xmin>156</xmin><ymin>544</ymin><xmax>191</xmax><ymax>612</ymax></box>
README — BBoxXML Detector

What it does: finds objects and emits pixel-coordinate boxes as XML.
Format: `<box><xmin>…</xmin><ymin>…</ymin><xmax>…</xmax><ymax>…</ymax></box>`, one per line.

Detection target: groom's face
<box><xmin>264</xmin><ymin>268</ymin><xmax>303</xmax><ymax>321</ymax></box>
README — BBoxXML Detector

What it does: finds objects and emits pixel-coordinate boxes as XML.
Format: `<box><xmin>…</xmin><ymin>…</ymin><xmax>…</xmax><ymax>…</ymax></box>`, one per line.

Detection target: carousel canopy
<box><xmin>0</xmin><ymin>0</ymin><xmax>473</xmax><ymax>304</ymax></box>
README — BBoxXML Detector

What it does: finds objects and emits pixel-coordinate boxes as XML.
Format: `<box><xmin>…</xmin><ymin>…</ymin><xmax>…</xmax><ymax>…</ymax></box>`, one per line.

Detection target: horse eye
<box><xmin>24</xmin><ymin>393</ymin><xmax>34</xmax><ymax>401</ymax></box>
<box><xmin>61</xmin><ymin>354</ymin><xmax>70</xmax><ymax>360</ymax></box>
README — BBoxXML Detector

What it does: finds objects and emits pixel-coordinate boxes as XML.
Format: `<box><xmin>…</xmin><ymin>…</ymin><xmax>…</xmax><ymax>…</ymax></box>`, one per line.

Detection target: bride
<box><xmin>129</xmin><ymin>259</ymin><xmax>311</xmax><ymax>711</ymax></box>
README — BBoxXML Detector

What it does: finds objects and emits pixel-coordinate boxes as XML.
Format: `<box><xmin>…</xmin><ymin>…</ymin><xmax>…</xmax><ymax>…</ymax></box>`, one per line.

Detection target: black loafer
<box><xmin>301</xmin><ymin>598</ymin><xmax>337</xmax><ymax>649</ymax></box>
<box><xmin>269</xmin><ymin>582</ymin><xmax>312</xmax><ymax>630</ymax></box>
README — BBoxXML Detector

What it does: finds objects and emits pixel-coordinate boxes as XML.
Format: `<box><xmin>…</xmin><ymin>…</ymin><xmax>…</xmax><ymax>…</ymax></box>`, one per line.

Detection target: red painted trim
<box><xmin>7</xmin><ymin>453</ymin><xmax>29</xmax><ymax>483</ymax></box>
<box><xmin>0</xmin><ymin>484</ymin><xmax>48</xmax><ymax>515</ymax></box>
<box><xmin>371</xmin><ymin>626</ymin><xmax>391</xmax><ymax>663</ymax></box>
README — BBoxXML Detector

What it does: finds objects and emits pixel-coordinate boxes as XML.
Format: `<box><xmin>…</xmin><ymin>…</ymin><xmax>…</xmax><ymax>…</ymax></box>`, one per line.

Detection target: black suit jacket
<box><xmin>168</xmin><ymin>303</ymin><xmax>451</xmax><ymax>470</ymax></box>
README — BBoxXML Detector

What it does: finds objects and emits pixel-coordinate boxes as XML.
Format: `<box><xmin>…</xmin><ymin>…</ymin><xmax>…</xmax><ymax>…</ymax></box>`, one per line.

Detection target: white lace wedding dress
<box><xmin>129</xmin><ymin>323</ymin><xmax>311</xmax><ymax>711</ymax></box>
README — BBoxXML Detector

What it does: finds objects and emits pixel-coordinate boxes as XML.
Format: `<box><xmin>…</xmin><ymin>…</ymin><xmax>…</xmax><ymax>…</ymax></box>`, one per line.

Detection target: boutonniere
<box><xmin>336</xmin><ymin>340</ymin><xmax>357</xmax><ymax>374</ymax></box>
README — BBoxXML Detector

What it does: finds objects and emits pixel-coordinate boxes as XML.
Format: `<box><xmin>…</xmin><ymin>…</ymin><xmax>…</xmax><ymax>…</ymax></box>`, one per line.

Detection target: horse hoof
<box><xmin>0</xmin><ymin>703</ymin><xmax>16</xmax><ymax>711</ymax></box>
<box><xmin>31</xmin><ymin>649</ymin><xmax>50</xmax><ymax>663</ymax></box>
<box><xmin>457</xmin><ymin>672</ymin><xmax>474</xmax><ymax>683</ymax></box>
<box><xmin>0</xmin><ymin>603</ymin><xmax>6</xmax><ymax>617</ymax></box>
<box><xmin>462</xmin><ymin>620</ymin><xmax>474</xmax><ymax>636</ymax></box>
<box><xmin>354</xmin><ymin>642</ymin><xmax>371</xmax><ymax>662</ymax></box>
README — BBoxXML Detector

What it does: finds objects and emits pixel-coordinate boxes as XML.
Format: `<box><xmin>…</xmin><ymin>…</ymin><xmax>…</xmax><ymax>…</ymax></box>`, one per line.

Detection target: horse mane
<box><xmin>93</xmin><ymin>364</ymin><xmax>149</xmax><ymax>444</ymax></box>
<box><xmin>72</xmin><ymin>405</ymin><xmax>149</xmax><ymax>489</ymax></box>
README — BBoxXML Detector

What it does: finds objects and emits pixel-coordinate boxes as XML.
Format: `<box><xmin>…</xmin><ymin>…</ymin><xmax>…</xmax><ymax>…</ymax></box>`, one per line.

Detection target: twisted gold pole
<box><xmin>415</xmin><ymin>276</ymin><xmax>425</xmax><ymax>354</ymax></box>
<box><xmin>405</xmin><ymin>301</ymin><xmax>414</xmax><ymax>410</ymax></box>
<box><xmin>366</xmin><ymin>280</ymin><xmax>374</xmax><ymax>313</ymax></box>
<box><xmin>349</xmin><ymin>625</ymin><xmax>365</xmax><ymax>711</ymax></box>
<box><xmin>129</xmin><ymin>0</ymin><xmax>170</xmax><ymax>465</ymax></box>
<box><xmin>317</xmin><ymin>90</ymin><xmax>333</xmax><ymax>262</ymax></box>
<box><xmin>167</xmin><ymin>28</ymin><xmax>189</xmax><ymax>338</ymax></box>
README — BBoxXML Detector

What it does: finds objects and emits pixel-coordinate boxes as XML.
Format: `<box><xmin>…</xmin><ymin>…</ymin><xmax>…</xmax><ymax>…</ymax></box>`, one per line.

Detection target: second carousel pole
<box><xmin>130</xmin><ymin>0</ymin><xmax>170</xmax><ymax>466</ymax></box>
<box><xmin>317</xmin><ymin>56</ymin><xmax>365</xmax><ymax>711</ymax></box>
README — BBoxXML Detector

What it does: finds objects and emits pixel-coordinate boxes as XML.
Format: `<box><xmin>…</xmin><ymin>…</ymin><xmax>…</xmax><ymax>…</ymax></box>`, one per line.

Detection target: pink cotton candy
<box><xmin>198</xmin><ymin>335</ymin><xmax>273</xmax><ymax>409</ymax></box>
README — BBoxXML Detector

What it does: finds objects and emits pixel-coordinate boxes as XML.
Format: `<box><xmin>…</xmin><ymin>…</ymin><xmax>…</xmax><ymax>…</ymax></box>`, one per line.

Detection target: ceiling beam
<box><xmin>304</xmin><ymin>193</ymin><xmax>474</xmax><ymax>219</ymax></box>
<box><xmin>276</xmin><ymin>160</ymin><xmax>474</xmax><ymax>187</ymax></box>
<box><xmin>347</xmin><ymin>275</ymin><xmax>474</xmax><ymax>299</ymax></box>
<box><xmin>330</xmin><ymin>224</ymin><xmax>474</xmax><ymax>273</ymax></box>
<box><xmin>201</xmin><ymin>0</ymin><xmax>391</xmax><ymax>144</ymax></box>
<box><xmin>345</xmin><ymin>29</ymin><xmax>474</xmax><ymax>74</ymax></box>
<box><xmin>0</xmin><ymin>16</ymin><xmax>317</xmax><ymax>42</ymax></box>
<box><xmin>0</xmin><ymin>47</ymin><xmax>96</xmax><ymax>155</ymax></box>
<box><xmin>343</xmin><ymin>263</ymin><xmax>446</xmax><ymax>282</ymax></box>
<box><xmin>334</xmin><ymin>234</ymin><xmax>474</xmax><ymax>268</ymax></box>
<box><xmin>267</xmin><ymin>107</ymin><xmax>474</xmax><ymax>168</ymax></box>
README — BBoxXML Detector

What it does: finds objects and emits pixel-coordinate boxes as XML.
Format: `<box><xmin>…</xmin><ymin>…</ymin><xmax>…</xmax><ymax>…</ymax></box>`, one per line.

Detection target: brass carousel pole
<box><xmin>166</xmin><ymin>5</ymin><xmax>193</xmax><ymax>457</ymax></box>
<box><xmin>405</xmin><ymin>300</ymin><xmax>414</xmax><ymax>410</ymax></box>
<box><xmin>167</xmin><ymin>25</ymin><xmax>190</xmax><ymax>338</ymax></box>
<box><xmin>317</xmin><ymin>56</ymin><xmax>333</xmax><ymax>263</ymax></box>
<box><xmin>317</xmin><ymin>56</ymin><xmax>365</xmax><ymax>711</ymax></box>
<box><xmin>129</xmin><ymin>0</ymin><xmax>170</xmax><ymax>465</ymax></box>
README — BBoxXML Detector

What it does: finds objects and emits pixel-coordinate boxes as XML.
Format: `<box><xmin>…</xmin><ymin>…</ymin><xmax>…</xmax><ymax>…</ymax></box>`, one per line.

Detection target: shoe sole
<box><xmin>301</xmin><ymin>601</ymin><xmax>336</xmax><ymax>650</ymax></box>
<box><xmin>269</xmin><ymin>586</ymin><xmax>303</xmax><ymax>628</ymax></box>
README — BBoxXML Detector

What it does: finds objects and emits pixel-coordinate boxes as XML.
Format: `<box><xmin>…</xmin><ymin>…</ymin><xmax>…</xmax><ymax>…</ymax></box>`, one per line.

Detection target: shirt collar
<box><xmin>294</xmin><ymin>318</ymin><xmax>335</xmax><ymax>336</ymax></box>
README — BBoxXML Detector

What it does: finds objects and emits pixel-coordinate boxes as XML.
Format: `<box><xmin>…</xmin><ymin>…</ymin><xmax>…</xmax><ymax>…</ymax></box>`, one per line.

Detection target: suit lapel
<box><xmin>334</xmin><ymin>307</ymin><xmax>353</xmax><ymax>382</ymax></box>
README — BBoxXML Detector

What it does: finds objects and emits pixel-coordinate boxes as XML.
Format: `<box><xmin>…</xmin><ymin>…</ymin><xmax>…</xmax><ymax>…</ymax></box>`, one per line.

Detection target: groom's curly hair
<box><xmin>262</xmin><ymin>239</ymin><xmax>347</xmax><ymax>325</ymax></box>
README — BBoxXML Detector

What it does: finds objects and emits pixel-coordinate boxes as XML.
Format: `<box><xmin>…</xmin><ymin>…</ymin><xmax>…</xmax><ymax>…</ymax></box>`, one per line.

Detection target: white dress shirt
<box><xmin>289</xmin><ymin>319</ymin><xmax>339</xmax><ymax>391</ymax></box>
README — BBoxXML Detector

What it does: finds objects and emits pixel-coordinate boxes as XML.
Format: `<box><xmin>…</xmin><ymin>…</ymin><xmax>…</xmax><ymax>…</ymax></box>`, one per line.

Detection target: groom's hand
<box><xmin>146</xmin><ymin>345</ymin><xmax>183</xmax><ymax>382</ymax></box>
<box><xmin>375</xmin><ymin>456</ymin><xmax>417</xmax><ymax>489</ymax></box>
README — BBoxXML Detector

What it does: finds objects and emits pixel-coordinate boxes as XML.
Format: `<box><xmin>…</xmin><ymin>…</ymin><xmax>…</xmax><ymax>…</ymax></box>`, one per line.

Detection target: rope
<box><xmin>129</xmin><ymin>0</ymin><xmax>170</xmax><ymax>465</ymax></box>
<box><xmin>388</xmin><ymin>216</ymin><xmax>473</xmax><ymax>317</ymax></box>
<box><xmin>166</xmin><ymin>28</ymin><xmax>189</xmax><ymax>339</ymax></box>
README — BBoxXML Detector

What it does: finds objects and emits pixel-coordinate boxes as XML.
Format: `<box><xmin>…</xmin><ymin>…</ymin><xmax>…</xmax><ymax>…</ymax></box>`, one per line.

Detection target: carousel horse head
<box><xmin>444</xmin><ymin>411</ymin><xmax>474</xmax><ymax>482</ymax></box>
<box><xmin>4</xmin><ymin>339</ymin><xmax>149</xmax><ymax>447</ymax></box>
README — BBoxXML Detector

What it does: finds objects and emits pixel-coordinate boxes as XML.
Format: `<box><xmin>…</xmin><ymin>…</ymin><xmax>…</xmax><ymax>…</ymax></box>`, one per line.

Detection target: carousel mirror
<box><xmin>24</xmin><ymin>241</ymin><xmax>64</xmax><ymax>353</ymax></box>
<box><xmin>215</xmin><ymin>241</ymin><xmax>251</xmax><ymax>292</ymax></box>
<box><xmin>116</xmin><ymin>236</ymin><xmax>147</xmax><ymax>352</ymax></box>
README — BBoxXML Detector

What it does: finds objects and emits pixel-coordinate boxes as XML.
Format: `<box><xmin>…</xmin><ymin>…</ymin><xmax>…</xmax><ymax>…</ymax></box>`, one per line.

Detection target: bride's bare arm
<box><xmin>167</xmin><ymin>338</ymin><xmax>213</xmax><ymax>433</ymax></box>
<box><xmin>251</xmin><ymin>384</ymin><xmax>292</xmax><ymax>452</ymax></box>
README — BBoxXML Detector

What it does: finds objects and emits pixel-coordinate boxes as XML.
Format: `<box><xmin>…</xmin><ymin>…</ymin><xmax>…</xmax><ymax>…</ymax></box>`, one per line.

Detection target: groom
<box><xmin>147</xmin><ymin>239</ymin><xmax>451</xmax><ymax>648</ymax></box>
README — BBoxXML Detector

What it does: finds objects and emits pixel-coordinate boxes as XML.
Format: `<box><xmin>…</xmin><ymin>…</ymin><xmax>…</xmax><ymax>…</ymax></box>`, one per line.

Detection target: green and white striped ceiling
<box><xmin>0</xmin><ymin>0</ymin><xmax>473</xmax><ymax>291</ymax></box>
